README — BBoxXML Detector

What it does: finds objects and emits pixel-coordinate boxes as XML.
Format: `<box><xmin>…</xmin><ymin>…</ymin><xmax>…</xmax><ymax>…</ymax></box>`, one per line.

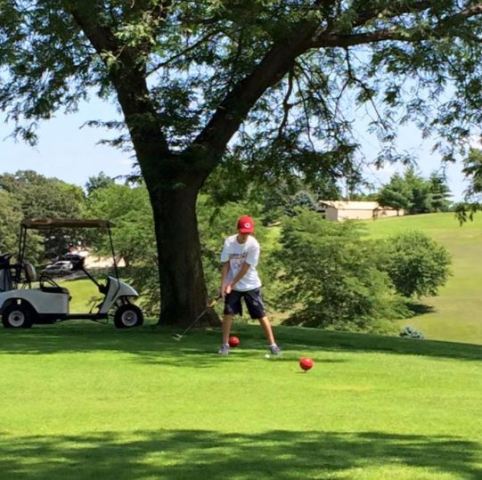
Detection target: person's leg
<box><xmin>257</xmin><ymin>315</ymin><xmax>276</xmax><ymax>345</ymax></box>
<box><xmin>222</xmin><ymin>314</ymin><xmax>235</xmax><ymax>345</ymax></box>
<box><xmin>219</xmin><ymin>291</ymin><xmax>242</xmax><ymax>354</ymax></box>
<box><xmin>245</xmin><ymin>289</ymin><xmax>281</xmax><ymax>354</ymax></box>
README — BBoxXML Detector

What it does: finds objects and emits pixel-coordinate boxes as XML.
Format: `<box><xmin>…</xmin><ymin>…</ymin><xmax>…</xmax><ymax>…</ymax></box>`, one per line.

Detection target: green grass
<box><xmin>59</xmin><ymin>277</ymin><xmax>103</xmax><ymax>313</ymax></box>
<box><xmin>0</xmin><ymin>324</ymin><xmax>481</xmax><ymax>479</ymax></box>
<box><xmin>363</xmin><ymin>212</ymin><xmax>482</xmax><ymax>345</ymax></box>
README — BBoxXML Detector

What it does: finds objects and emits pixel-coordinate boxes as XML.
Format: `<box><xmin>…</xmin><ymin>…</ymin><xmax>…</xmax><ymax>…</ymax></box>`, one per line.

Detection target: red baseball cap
<box><xmin>237</xmin><ymin>215</ymin><xmax>255</xmax><ymax>234</ymax></box>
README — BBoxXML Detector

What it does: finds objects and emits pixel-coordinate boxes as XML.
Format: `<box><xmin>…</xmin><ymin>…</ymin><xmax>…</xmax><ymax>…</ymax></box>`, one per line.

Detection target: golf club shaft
<box><xmin>178</xmin><ymin>296</ymin><xmax>220</xmax><ymax>337</ymax></box>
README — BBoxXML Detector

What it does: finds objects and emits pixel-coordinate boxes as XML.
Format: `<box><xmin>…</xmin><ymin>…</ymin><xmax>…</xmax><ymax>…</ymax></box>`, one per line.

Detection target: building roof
<box><xmin>319</xmin><ymin>201</ymin><xmax>381</xmax><ymax>210</ymax></box>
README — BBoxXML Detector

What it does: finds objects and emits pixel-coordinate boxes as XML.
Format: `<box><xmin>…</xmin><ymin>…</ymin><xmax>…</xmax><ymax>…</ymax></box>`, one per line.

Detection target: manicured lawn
<box><xmin>0</xmin><ymin>323</ymin><xmax>481</xmax><ymax>479</ymax></box>
<box><xmin>364</xmin><ymin>213</ymin><xmax>482</xmax><ymax>345</ymax></box>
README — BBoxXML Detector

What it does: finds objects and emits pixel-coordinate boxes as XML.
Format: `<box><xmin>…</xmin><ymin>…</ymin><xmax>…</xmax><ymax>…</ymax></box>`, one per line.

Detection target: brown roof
<box><xmin>22</xmin><ymin>218</ymin><xmax>113</xmax><ymax>229</ymax></box>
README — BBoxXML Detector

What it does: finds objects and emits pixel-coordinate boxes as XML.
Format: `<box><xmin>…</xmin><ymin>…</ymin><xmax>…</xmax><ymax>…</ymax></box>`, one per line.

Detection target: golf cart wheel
<box><xmin>113</xmin><ymin>304</ymin><xmax>144</xmax><ymax>329</ymax></box>
<box><xmin>2</xmin><ymin>303</ymin><xmax>34</xmax><ymax>329</ymax></box>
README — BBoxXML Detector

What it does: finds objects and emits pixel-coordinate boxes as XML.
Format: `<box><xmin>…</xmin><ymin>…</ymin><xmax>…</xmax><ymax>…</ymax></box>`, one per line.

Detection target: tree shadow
<box><xmin>405</xmin><ymin>302</ymin><xmax>435</xmax><ymax>315</ymax></box>
<box><xmin>0</xmin><ymin>429</ymin><xmax>479</xmax><ymax>480</ymax></box>
<box><xmin>0</xmin><ymin>323</ymin><xmax>480</xmax><ymax>365</ymax></box>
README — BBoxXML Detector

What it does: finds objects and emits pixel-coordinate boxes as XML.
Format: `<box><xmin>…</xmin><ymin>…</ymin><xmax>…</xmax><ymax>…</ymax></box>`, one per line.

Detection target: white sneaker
<box><xmin>269</xmin><ymin>344</ymin><xmax>282</xmax><ymax>356</ymax></box>
<box><xmin>218</xmin><ymin>344</ymin><xmax>230</xmax><ymax>356</ymax></box>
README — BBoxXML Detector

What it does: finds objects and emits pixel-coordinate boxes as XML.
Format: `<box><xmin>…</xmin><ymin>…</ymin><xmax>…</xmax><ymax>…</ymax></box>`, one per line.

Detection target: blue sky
<box><xmin>0</xmin><ymin>96</ymin><xmax>472</xmax><ymax>201</ymax></box>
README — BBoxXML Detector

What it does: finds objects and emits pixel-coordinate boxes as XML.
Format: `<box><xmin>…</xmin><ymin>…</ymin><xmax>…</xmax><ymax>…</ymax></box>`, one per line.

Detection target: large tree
<box><xmin>1</xmin><ymin>1</ymin><xmax>481</xmax><ymax>325</ymax></box>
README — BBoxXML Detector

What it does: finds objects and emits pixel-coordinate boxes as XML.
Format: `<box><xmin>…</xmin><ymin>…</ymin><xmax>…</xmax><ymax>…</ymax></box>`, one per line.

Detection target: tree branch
<box><xmin>277</xmin><ymin>68</ymin><xmax>295</xmax><ymax>140</ymax></box>
<box><xmin>312</xmin><ymin>3</ymin><xmax>482</xmax><ymax>48</ymax></box>
<box><xmin>65</xmin><ymin>2</ymin><xmax>171</xmax><ymax>158</ymax></box>
<box><xmin>147</xmin><ymin>30</ymin><xmax>220</xmax><ymax>76</ymax></box>
<box><xmin>190</xmin><ymin>20</ymin><xmax>320</xmax><ymax>164</ymax></box>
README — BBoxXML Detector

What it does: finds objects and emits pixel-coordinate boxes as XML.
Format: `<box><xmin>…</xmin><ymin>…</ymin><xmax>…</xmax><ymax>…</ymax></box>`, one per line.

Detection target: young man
<box><xmin>218</xmin><ymin>215</ymin><xmax>281</xmax><ymax>356</ymax></box>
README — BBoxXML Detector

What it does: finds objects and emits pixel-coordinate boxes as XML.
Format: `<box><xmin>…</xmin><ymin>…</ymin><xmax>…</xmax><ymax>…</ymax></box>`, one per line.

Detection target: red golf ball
<box><xmin>299</xmin><ymin>357</ymin><xmax>314</xmax><ymax>371</ymax></box>
<box><xmin>229</xmin><ymin>336</ymin><xmax>240</xmax><ymax>347</ymax></box>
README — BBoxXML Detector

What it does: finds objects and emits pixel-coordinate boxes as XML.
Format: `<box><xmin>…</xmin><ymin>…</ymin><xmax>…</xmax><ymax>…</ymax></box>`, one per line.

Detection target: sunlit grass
<box><xmin>364</xmin><ymin>212</ymin><xmax>482</xmax><ymax>344</ymax></box>
<box><xmin>0</xmin><ymin>324</ymin><xmax>480</xmax><ymax>479</ymax></box>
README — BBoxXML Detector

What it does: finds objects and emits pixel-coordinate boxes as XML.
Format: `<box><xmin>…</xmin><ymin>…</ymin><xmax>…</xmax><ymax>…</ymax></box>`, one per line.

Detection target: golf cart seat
<box><xmin>41</xmin><ymin>284</ymin><xmax>70</xmax><ymax>295</ymax></box>
<box><xmin>22</xmin><ymin>262</ymin><xmax>69</xmax><ymax>295</ymax></box>
<box><xmin>38</xmin><ymin>273</ymin><xmax>70</xmax><ymax>295</ymax></box>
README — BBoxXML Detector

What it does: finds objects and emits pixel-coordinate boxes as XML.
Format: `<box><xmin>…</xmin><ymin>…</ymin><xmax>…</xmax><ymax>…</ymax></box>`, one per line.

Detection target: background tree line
<box><xmin>0</xmin><ymin>169</ymin><xmax>452</xmax><ymax>334</ymax></box>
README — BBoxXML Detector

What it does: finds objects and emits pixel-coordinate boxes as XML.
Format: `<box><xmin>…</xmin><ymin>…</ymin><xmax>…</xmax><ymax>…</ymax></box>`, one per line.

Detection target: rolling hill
<box><xmin>364</xmin><ymin>212</ymin><xmax>482</xmax><ymax>345</ymax></box>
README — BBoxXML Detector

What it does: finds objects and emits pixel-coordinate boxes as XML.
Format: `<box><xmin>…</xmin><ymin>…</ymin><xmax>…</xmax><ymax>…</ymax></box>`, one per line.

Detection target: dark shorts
<box><xmin>223</xmin><ymin>288</ymin><xmax>266</xmax><ymax>319</ymax></box>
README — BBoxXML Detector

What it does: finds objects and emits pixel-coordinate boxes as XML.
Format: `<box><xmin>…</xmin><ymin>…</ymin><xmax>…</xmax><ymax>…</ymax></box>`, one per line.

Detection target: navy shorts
<box><xmin>223</xmin><ymin>288</ymin><xmax>266</xmax><ymax>319</ymax></box>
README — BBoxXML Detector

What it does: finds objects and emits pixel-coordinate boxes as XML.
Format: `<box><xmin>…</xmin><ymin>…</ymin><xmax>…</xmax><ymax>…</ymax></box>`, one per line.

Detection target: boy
<box><xmin>218</xmin><ymin>215</ymin><xmax>281</xmax><ymax>356</ymax></box>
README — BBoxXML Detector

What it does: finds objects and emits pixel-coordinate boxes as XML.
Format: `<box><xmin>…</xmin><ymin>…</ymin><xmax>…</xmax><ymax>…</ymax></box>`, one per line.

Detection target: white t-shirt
<box><xmin>220</xmin><ymin>234</ymin><xmax>262</xmax><ymax>292</ymax></box>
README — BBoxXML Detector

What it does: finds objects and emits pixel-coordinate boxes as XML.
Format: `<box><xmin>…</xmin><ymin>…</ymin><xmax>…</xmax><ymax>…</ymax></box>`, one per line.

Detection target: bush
<box><xmin>400</xmin><ymin>326</ymin><xmax>425</xmax><ymax>339</ymax></box>
<box><xmin>275</xmin><ymin>209</ymin><xmax>406</xmax><ymax>332</ymax></box>
<box><xmin>380</xmin><ymin>231</ymin><xmax>451</xmax><ymax>298</ymax></box>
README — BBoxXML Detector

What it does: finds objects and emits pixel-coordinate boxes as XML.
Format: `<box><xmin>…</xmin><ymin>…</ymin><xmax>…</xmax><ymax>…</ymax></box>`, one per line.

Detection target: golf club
<box><xmin>172</xmin><ymin>296</ymin><xmax>221</xmax><ymax>341</ymax></box>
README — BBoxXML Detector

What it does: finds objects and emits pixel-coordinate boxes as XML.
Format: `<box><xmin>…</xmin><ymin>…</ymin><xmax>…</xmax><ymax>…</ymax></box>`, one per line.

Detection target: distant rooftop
<box><xmin>319</xmin><ymin>201</ymin><xmax>389</xmax><ymax>210</ymax></box>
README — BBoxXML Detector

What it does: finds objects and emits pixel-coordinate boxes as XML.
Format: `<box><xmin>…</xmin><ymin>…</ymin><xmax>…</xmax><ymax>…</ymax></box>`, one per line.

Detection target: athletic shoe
<box><xmin>218</xmin><ymin>344</ymin><xmax>230</xmax><ymax>356</ymax></box>
<box><xmin>269</xmin><ymin>344</ymin><xmax>282</xmax><ymax>356</ymax></box>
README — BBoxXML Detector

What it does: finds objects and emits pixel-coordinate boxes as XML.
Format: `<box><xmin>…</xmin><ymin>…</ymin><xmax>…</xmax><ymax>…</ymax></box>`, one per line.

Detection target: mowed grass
<box><xmin>364</xmin><ymin>213</ymin><xmax>482</xmax><ymax>345</ymax></box>
<box><xmin>0</xmin><ymin>323</ymin><xmax>481</xmax><ymax>480</ymax></box>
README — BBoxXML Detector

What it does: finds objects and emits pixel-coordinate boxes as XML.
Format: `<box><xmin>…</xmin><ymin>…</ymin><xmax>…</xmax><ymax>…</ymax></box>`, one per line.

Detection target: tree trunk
<box><xmin>146</xmin><ymin>177</ymin><xmax>217</xmax><ymax>327</ymax></box>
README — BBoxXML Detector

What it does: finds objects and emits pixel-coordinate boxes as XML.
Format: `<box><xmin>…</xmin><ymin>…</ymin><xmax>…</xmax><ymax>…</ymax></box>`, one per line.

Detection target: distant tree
<box><xmin>380</xmin><ymin>231</ymin><xmax>451</xmax><ymax>298</ymax></box>
<box><xmin>0</xmin><ymin>171</ymin><xmax>86</xmax><ymax>258</ymax></box>
<box><xmin>377</xmin><ymin>172</ymin><xmax>413</xmax><ymax>212</ymax></box>
<box><xmin>0</xmin><ymin>190</ymin><xmax>22</xmax><ymax>254</ymax></box>
<box><xmin>87</xmin><ymin>184</ymin><xmax>155</xmax><ymax>268</ymax></box>
<box><xmin>427</xmin><ymin>172</ymin><xmax>452</xmax><ymax>212</ymax></box>
<box><xmin>0</xmin><ymin>171</ymin><xmax>85</xmax><ymax>220</ymax></box>
<box><xmin>378</xmin><ymin>167</ymin><xmax>451</xmax><ymax>214</ymax></box>
<box><xmin>454</xmin><ymin>146</ymin><xmax>482</xmax><ymax>222</ymax></box>
<box><xmin>85</xmin><ymin>172</ymin><xmax>116</xmax><ymax>196</ymax></box>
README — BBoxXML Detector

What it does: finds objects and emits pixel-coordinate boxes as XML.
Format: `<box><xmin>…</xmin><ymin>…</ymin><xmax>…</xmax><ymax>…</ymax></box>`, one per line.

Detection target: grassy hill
<box><xmin>364</xmin><ymin>212</ymin><xmax>482</xmax><ymax>345</ymax></box>
<box><xmin>0</xmin><ymin>324</ymin><xmax>480</xmax><ymax>480</ymax></box>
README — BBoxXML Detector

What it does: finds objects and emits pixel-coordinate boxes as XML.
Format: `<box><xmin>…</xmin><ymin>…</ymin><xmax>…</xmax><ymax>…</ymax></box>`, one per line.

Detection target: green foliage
<box><xmin>275</xmin><ymin>209</ymin><xmax>406</xmax><ymax>332</ymax></box>
<box><xmin>377</xmin><ymin>167</ymin><xmax>451</xmax><ymax>214</ymax></box>
<box><xmin>0</xmin><ymin>170</ymin><xmax>86</xmax><ymax>259</ymax></box>
<box><xmin>85</xmin><ymin>172</ymin><xmax>116</xmax><ymax>195</ymax></box>
<box><xmin>87</xmin><ymin>183</ymin><xmax>155</xmax><ymax>267</ymax></box>
<box><xmin>454</xmin><ymin>147</ymin><xmax>482</xmax><ymax>223</ymax></box>
<box><xmin>380</xmin><ymin>231</ymin><xmax>451</xmax><ymax>298</ymax></box>
<box><xmin>0</xmin><ymin>2</ymin><xmax>480</xmax><ymax>179</ymax></box>
<box><xmin>0</xmin><ymin>170</ymin><xmax>85</xmax><ymax>220</ymax></box>
<box><xmin>0</xmin><ymin>189</ymin><xmax>22</xmax><ymax>254</ymax></box>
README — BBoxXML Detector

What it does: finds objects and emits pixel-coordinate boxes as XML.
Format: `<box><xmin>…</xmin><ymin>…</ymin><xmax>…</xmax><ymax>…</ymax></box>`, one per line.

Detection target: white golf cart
<box><xmin>0</xmin><ymin>218</ymin><xmax>144</xmax><ymax>329</ymax></box>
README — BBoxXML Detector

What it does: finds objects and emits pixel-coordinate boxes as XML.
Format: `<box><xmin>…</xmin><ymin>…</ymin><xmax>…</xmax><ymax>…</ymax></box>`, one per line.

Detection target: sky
<box><xmin>0</xmin><ymin>96</ymin><xmax>474</xmax><ymax>201</ymax></box>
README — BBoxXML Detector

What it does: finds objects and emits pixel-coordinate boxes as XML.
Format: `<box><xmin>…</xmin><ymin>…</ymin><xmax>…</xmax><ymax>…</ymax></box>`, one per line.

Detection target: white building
<box><xmin>319</xmin><ymin>201</ymin><xmax>404</xmax><ymax>221</ymax></box>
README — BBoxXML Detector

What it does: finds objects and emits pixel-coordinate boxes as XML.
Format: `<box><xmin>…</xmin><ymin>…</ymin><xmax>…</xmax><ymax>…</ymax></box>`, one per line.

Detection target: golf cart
<box><xmin>0</xmin><ymin>218</ymin><xmax>144</xmax><ymax>329</ymax></box>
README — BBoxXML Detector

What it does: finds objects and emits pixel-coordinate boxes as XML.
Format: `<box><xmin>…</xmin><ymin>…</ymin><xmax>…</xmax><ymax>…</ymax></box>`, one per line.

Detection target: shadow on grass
<box><xmin>0</xmin><ymin>323</ymin><xmax>480</xmax><ymax>364</ymax></box>
<box><xmin>406</xmin><ymin>302</ymin><xmax>435</xmax><ymax>315</ymax></box>
<box><xmin>0</xmin><ymin>429</ymin><xmax>479</xmax><ymax>480</ymax></box>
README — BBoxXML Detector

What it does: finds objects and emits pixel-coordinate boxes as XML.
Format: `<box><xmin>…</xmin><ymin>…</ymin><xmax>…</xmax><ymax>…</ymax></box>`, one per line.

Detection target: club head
<box><xmin>172</xmin><ymin>334</ymin><xmax>183</xmax><ymax>341</ymax></box>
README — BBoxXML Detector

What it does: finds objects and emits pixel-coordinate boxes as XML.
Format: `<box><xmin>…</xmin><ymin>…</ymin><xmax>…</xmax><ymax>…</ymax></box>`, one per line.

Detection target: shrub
<box><xmin>275</xmin><ymin>209</ymin><xmax>406</xmax><ymax>331</ymax></box>
<box><xmin>400</xmin><ymin>326</ymin><xmax>425</xmax><ymax>339</ymax></box>
<box><xmin>380</xmin><ymin>231</ymin><xmax>451</xmax><ymax>298</ymax></box>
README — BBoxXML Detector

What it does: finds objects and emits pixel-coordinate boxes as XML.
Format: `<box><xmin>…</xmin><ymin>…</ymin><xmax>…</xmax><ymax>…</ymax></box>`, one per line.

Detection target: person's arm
<box><xmin>220</xmin><ymin>261</ymin><xmax>230</xmax><ymax>297</ymax></box>
<box><xmin>221</xmin><ymin>261</ymin><xmax>250</xmax><ymax>295</ymax></box>
<box><xmin>226</xmin><ymin>262</ymin><xmax>251</xmax><ymax>292</ymax></box>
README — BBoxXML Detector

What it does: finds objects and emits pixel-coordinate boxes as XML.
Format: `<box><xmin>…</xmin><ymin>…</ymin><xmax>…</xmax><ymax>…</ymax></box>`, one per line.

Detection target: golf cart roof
<box><xmin>22</xmin><ymin>219</ymin><xmax>113</xmax><ymax>229</ymax></box>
